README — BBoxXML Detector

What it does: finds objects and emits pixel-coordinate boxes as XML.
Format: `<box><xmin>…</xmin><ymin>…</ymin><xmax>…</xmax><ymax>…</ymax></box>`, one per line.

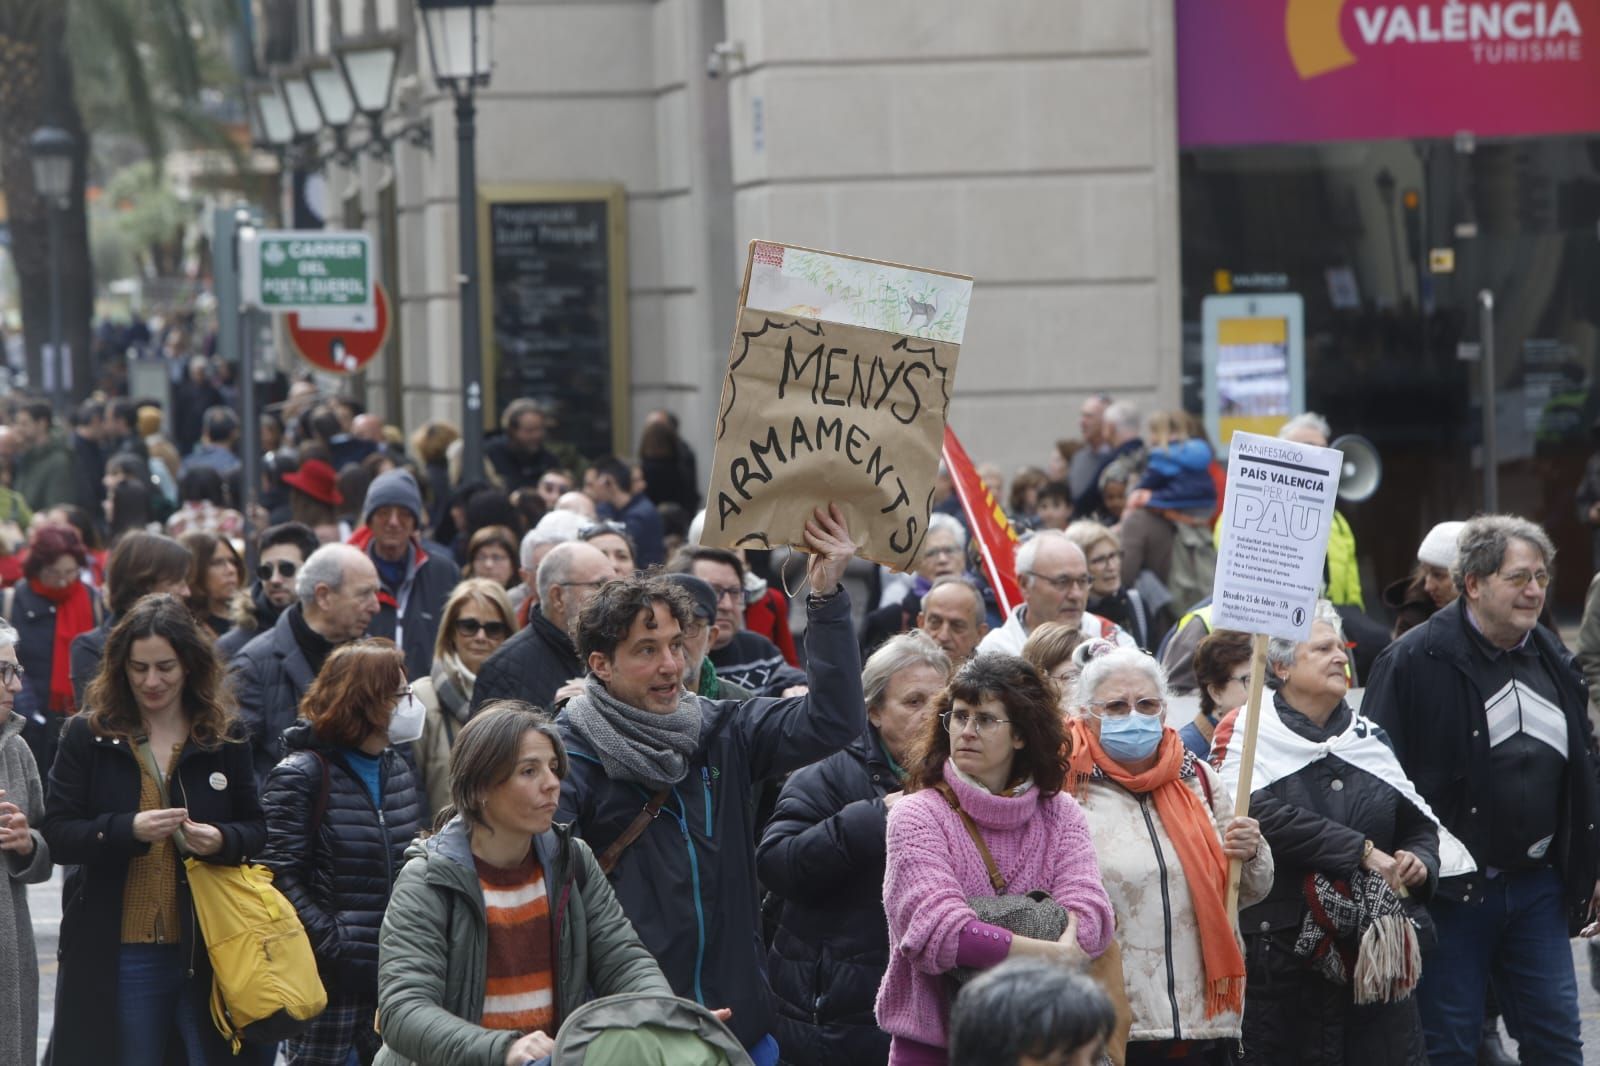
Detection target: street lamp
<box><xmin>306</xmin><ymin>57</ymin><xmax>358</xmax><ymax>155</ymax></box>
<box><xmin>276</xmin><ymin>65</ymin><xmax>324</xmax><ymax>141</ymax></box>
<box><xmin>418</xmin><ymin>0</ymin><xmax>495</xmax><ymax>484</ymax></box>
<box><xmin>335</xmin><ymin>32</ymin><xmax>403</xmax><ymax>129</ymax></box>
<box><xmin>29</xmin><ymin>126</ymin><xmax>74</xmax><ymax>405</ymax></box>
<box><xmin>246</xmin><ymin>81</ymin><xmax>296</xmax><ymax>150</ymax></box>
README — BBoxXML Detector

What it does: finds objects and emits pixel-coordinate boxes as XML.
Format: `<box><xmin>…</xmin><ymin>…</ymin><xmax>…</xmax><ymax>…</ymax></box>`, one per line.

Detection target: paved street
<box><xmin>27</xmin><ymin>866</ymin><xmax>1600</xmax><ymax>1063</ymax></box>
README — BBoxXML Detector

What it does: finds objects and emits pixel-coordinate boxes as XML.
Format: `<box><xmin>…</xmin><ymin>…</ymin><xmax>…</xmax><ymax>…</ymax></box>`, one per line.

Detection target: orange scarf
<box><xmin>1066</xmin><ymin>718</ymin><xmax>1245</xmax><ymax>1017</ymax></box>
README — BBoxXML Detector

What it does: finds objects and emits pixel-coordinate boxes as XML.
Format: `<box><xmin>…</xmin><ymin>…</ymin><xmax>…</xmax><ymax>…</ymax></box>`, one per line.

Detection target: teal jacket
<box><xmin>375</xmin><ymin>816</ymin><xmax>671</xmax><ymax>1066</ymax></box>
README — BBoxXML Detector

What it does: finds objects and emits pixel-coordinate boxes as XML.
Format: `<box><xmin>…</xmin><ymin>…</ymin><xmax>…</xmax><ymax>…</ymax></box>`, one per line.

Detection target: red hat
<box><xmin>281</xmin><ymin>459</ymin><xmax>344</xmax><ymax>506</ymax></box>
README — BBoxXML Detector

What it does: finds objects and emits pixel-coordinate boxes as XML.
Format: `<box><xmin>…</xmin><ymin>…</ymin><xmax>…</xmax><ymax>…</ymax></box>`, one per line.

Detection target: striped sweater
<box><xmin>475</xmin><ymin>851</ymin><xmax>556</xmax><ymax>1034</ymax></box>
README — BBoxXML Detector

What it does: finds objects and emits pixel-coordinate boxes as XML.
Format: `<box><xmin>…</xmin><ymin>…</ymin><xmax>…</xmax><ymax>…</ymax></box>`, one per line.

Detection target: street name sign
<box><xmin>241</xmin><ymin>230</ymin><xmax>373</xmax><ymax>314</ymax></box>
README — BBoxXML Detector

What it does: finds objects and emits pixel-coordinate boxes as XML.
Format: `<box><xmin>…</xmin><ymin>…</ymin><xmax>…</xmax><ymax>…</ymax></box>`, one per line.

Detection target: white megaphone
<box><xmin>1331</xmin><ymin>434</ymin><xmax>1382</xmax><ymax>503</ymax></box>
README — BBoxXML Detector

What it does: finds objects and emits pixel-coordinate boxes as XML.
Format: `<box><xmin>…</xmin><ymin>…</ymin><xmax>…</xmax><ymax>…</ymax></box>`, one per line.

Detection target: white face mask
<box><xmin>387</xmin><ymin>692</ymin><xmax>427</xmax><ymax>745</ymax></box>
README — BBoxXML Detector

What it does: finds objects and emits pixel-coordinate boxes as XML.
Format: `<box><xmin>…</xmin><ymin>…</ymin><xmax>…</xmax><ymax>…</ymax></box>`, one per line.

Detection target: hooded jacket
<box><xmin>757</xmin><ymin>729</ymin><xmax>897</xmax><ymax>1066</ymax></box>
<box><xmin>261</xmin><ymin>720</ymin><xmax>425</xmax><ymax>996</ymax></box>
<box><xmin>555</xmin><ymin>587</ymin><xmax>865</xmax><ymax>1049</ymax></box>
<box><xmin>373</xmin><ymin>816</ymin><xmax>671</xmax><ymax>1066</ymax></box>
<box><xmin>350</xmin><ymin>525</ymin><xmax>460</xmax><ymax>680</ymax></box>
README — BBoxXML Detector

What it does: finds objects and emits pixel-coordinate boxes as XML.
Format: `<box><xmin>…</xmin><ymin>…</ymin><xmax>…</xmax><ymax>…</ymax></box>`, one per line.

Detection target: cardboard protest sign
<box><xmin>1209</xmin><ymin>430</ymin><xmax>1343</xmax><ymax>642</ymax></box>
<box><xmin>705</xmin><ymin>241</ymin><xmax>972</xmax><ymax>570</ymax></box>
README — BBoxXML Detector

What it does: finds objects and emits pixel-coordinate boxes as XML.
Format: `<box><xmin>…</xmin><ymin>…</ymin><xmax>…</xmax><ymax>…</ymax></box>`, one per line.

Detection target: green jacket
<box><xmin>11</xmin><ymin>434</ymin><xmax>74</xmax><ymax>511</ymax></box>
<box><xmin>375</xmin><ymin>815</ymin><xmax>671</xmax><ymax>1066</ymax></box>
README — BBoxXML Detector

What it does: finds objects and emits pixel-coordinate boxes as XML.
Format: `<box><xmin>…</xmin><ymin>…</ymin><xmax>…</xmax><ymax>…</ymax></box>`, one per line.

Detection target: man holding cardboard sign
<box><xmin>556</xmin><ymin>503</ymin><xmax>865</xmax><ymax>1065</ymax></box>
<box><xmin>704</xmin><ymin>242</ymin><xmax>969</xmax><ymax>574</ymax></box>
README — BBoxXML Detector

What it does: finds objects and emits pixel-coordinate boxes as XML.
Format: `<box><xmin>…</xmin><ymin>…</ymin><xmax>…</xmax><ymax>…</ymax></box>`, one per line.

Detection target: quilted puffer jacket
<box><xmin>260</xmin><ymin>720</ymin><xmax>424</xmax><ymax>997</ymax></box>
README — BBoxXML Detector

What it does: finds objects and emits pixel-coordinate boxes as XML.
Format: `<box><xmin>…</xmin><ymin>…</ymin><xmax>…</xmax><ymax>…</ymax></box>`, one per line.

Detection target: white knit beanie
<box><xmin>1417</xmin><ymin>521</ymin><xmax>1465</xmax><ymax>569</ymax></box>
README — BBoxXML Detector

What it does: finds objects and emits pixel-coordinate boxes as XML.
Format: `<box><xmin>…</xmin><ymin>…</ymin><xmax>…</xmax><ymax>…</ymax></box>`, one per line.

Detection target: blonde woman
<box><xmin>411</xmin><ymin>579</ymin><xmax>516</xmax><ymax>817</ymax></box>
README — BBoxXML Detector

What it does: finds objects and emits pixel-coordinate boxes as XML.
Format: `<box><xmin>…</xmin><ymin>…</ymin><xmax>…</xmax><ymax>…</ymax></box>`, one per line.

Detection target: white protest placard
<box><xmin>1210</xmin><ymin>430</ymin><xmax>1343</xmax><ymax>642</ymax></box>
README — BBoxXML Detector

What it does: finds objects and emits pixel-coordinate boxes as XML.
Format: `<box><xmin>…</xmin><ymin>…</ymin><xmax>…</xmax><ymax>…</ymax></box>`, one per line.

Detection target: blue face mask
<box><xmin>1097</xmin><ymin>711</ymin><xmax>1164</xmax><ymax>762</ymax></box>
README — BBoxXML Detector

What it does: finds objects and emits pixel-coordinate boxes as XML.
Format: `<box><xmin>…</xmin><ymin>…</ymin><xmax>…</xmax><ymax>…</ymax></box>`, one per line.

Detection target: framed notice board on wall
<box><xmin>479</xmin><ymin>184</ymin><xmax>628</xmax><ymax>461</ymax></box>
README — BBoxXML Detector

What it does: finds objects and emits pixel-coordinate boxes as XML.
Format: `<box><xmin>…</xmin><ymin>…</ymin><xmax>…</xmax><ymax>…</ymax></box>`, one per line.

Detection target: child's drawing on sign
<box><xmin>744</xmin><ymin>242</ymin><xmax>972</xmax><ymax>344</ymax></box>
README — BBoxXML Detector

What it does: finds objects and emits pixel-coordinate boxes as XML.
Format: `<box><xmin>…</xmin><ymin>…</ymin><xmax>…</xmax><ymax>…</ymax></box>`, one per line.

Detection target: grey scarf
<box><xmin>564</xmin><ymin>676</ymin><xmax>702</xmax><ymax>790</ymax></box>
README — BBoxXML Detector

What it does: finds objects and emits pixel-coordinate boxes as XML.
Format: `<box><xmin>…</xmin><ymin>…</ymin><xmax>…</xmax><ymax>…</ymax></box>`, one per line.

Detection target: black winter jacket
<box><xmin>1237</xmin><ymin>694</ymin><xmax>1437</xmax><ymax>1066</ymax></box>
<box><xmin>230</xmin><ymin>606</ymin><xmax>319</xmax><ymax>784</ymax></box>
<box><xmin>757</xmin><ymin>730</ymin><xmax>895</xmax><ymax>1066</ymax></box>
<box><xmin>41</xmin><ymin>715</ymin><xmax>265</xmax><ymax>1066</ymax></box>
<box><xmin>1363</xmin><ymin>600</ymin><xmax>1600</xmax><ymax>930</ymax></box>
<box><xmin>3</xmin><ymin>580</ymin><xmax>102</xmax><ymax>719</ymax></box>
<box><xmin>556</xmin><ymin>587</ymin><xmax>865</xmax><ymax>1049</ymax></box>
<box><xmin>260</xmin><ymin>721</ymin><xmax>424</xmax><ymax>997</ymax></box>
<box><xmin>68</xmin><ymin>617</ymin><xmax>111</xmax><ymax>709</ymax></box>
<box><xmin>469</xmin><ymin>608</ymin><xmax>583</xmax><ymax>715</ymax></box>
<box><xmin>1242</xmin><ymin>693</ymin><xmax>1441</xmax><ymax>934</ymax></box>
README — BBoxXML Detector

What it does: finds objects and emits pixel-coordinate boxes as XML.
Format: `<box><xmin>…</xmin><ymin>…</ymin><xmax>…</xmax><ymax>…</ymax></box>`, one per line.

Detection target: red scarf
<box><xmin>28</xmin><ymin>578</ymin><xmax>93</xmax><ymax>714</ymax></box>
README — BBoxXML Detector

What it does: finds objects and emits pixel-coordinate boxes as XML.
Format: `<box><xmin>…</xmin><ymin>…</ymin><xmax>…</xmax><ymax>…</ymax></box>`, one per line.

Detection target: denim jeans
<box><xmin>117</xmin><ymin>943</ymin><xmax>235</xmax><ymax>1066</ymax></box>
<box><xmin>1417</xmin><ymin>866</ymin><xmax>1582</xmax><ymax>1066</ymax></box>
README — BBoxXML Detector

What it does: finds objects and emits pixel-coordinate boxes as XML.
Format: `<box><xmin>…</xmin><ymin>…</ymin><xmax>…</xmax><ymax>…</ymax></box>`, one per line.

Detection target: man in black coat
<box><xmin>470</xmin><ymin>540</ymin><xmax>613</xmax><ymax>714</ymax></box>
<box><xmin>68</xmin><ymin>399</ymin><xmax>106</xmax><ymax>519</ymax></box>
<box><xmin>484</xmin><ymin>398</ymin><xmax>559</xmax><ymax>493</ymax></box>
<box><xmin>1364</xmin><ymin>514</ymin><xmax>1600</xmax><ymax>1066</ymax></box>
<box><xmin>232</xmin><ymin>544</ymin><xmax>381</xmax><ymax>782</ymax></box>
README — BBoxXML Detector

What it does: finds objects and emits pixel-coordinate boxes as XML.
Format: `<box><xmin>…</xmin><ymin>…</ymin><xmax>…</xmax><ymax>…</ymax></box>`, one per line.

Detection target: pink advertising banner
<box><xmin>1178</xmin><ymin>0</ymin><xmax>1600</xmax><ymax>147</ymax></box>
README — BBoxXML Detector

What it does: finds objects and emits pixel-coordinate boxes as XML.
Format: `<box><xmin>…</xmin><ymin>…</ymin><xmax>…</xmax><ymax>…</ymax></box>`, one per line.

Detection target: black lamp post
<box><xmin>418</xmin><ymin>0</ymin><xmax>495</xmax><ymax>484</ymax></box>
<box><xmin>28</xmin><ymin>126</ymin><xmax>74</xmax><ymax>405</ymax></box>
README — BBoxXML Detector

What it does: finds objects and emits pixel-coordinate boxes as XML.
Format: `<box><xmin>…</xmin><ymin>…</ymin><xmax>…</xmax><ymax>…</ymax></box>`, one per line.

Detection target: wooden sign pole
<box><xmin>1225</xmin><ymin>632</ymin><xmax>1271</xmax><ymax>916</ymax></box>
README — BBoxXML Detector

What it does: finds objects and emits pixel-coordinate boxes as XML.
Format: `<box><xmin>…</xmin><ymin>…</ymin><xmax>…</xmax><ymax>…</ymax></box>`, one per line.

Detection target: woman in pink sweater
<box><xmin>875</xmin><ymin>654</ymin><xmax>1115</xmax><ymax>1066</ymax></box>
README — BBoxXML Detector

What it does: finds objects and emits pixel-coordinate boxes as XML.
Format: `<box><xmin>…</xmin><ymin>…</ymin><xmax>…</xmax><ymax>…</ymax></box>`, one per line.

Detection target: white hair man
<box><xmin>231</xmin><ymin>543</ymin><xmax>381</xmax><ymax>782</ymax></box>
<box><xmin>977</xmin><ymin>530</ymin><xmax>1135</xmax><ymax>655</ymax></box>
<box><xmin>509</xmin><ymin>509</ymin><xmax>590</xmax><ymax>622</ymax></box>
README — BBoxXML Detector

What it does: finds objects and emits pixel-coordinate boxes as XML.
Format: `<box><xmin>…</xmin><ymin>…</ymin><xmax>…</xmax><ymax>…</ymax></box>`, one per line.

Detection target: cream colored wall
<box><xmin>365</xmin><ymin>0</ymin><xmax>1180</xmax><ymax>477</ymax></box>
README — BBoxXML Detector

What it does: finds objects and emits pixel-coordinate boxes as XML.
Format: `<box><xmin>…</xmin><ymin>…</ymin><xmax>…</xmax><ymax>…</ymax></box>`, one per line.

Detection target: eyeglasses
<box><xmin>257</xmin><ymin>560</ymin><xmax>298</xmax><ymax>581</ymax></box>
<box><xmin>1086</xmin><ymin>550</ymin><xmax>1123</xmax><ymax>569</ymax></box>
<box><xmin>941</xmin><ymin>709</ymin><xmax>1012</xmax><ymax>735</ymax></box>
<box><xmin>1087</xmin><ymin>697</ymin><xmax>1166</xmax><ymax>719</ymax></box>
<box><xmin>394</xmin><ymin>683</ymin><xmax>413</xmax><ymax>700</ymax></box>
<box><xmin>1496</xmin><ymin>569</ymin><xmax>1551</xmax><ymax>589</ymax></box>
<box><xmin>558</xmin><ymin>580</ymin><xmax>608</xmax><ymax>592</ymax></box>
<box><xmin>0</xmin><ymin>662</ymin><xmax>24</xmax><ymax>685</ymax></box>
<box><xmin>579</xmin><ymin>521</ymin><xmax>629</xmax><ymax>541</ymax></box>
<box><xmin>455</xmin><ymin>617</ymin><xmax>511</xmax><ymax>639</ymax></box>
<box><xmin>708</xmin><ymin>584</ymin><xmax>743</xmax><ymax>604</ymax></box>
<box><xmin>1024</xmin><ymin>570</ymin><xmax>1093</xmax><ymax>592</ymax></box>
<box><xmin>1228</xmin><ymin>672</ymin><xmax>1251</xmax><ymax>687</ymax></box>
<box><xmin>924</xmin><ymin>545</ymin><xmax>961</xmax><ymax>559</ymax></box>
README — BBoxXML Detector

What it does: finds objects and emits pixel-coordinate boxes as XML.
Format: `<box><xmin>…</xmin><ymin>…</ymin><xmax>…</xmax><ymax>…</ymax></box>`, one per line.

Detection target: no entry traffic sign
<box><xmin>287</xmin><ymin>280</ymin><xmax>391</xmax><ymax>374</ymax></box>
<box><xmin>241</xmin><ymin>229</ymin><xmax>373</xmax><ymax>314</ymax></box>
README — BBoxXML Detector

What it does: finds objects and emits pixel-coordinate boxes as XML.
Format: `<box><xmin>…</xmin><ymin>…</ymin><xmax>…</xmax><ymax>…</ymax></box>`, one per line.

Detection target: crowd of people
<box><xmin>0</xmin><ymin>375</ymin><xmax>1595</xmax><ymax>1066</ymax></box>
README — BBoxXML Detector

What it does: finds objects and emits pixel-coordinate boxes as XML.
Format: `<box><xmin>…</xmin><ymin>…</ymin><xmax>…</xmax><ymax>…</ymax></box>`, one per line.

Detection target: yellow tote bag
<box><xmin>137</xmin><ymin>738</ymin><xmax>328</xmax><ymax>1052</ymax></box>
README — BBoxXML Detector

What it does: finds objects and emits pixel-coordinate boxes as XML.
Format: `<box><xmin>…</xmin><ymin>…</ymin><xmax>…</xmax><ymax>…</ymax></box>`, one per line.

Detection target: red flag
<box><xmin>941</xmin><ymin>426</ymin><xmax>1023</xmax><ymax>617</ymax></box>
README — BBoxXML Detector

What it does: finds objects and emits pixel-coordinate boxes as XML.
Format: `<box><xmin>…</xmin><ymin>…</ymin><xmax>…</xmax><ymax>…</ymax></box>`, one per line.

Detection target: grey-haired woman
<box><xmin>0</xmin><ymin>618</ymin><xmax>51</xmax><ymax>1066</ymax></box>
<box><xmin>759</xmin><ymin>630</ymin><xmax>954</xmax><ymax>1066</ymax></box>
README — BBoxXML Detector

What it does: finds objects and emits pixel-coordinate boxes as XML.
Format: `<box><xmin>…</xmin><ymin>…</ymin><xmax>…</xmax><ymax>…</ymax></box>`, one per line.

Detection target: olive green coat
<box><xmin>374</xmin><ymin>815</ymin><xmax>670</xmax><ymax>1066</ymax></box>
